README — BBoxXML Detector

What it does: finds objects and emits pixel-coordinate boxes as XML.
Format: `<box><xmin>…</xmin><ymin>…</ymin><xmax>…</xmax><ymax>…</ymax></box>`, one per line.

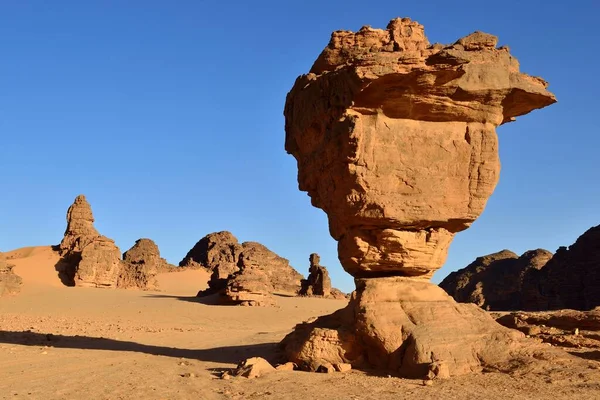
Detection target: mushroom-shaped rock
<box><xmin>281</xmin><ymin>17</ymin><xmax>556</xmax><ymax>377</ymax></box>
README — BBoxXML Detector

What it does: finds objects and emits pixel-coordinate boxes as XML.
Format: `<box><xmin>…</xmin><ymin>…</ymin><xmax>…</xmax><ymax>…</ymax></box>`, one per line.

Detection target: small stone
<box><xmin>574</xmin><ymin>328</ymin><xmax>579</xmax><ymax>336</ymax></box>
<box><xmin>233</xmin><ymin>357</ymin><xmax>275</xmax><ymax>379</ymax></box>
<box><xmin>333</xmin><ymin>363</ymin><xmax>352</xmax><ymax>373</ymax></box>
<box><xmin>221</xmin><ymin>372</ymin><xmax>231</xmax><ymax>380</ymax></box>
<box><xmin>422</xmin><ymin>379</ymin><xmax>433</xmax><ymax>386</ymax></box>
<box><xmin>316</xmin><ymin>363</ymin><xmax>335</xmax><ymax>373</ymax></box>
<box><xmin>275</xmin><ymin>362</ymin><xmax>296</xmax><ymax>371</ymax></box>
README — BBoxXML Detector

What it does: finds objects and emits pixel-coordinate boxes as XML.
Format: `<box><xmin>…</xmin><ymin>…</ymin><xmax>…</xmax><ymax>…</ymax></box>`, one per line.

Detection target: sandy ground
<box><xmin>1</xmin><ymin>247</ymin><xmax>600</xmax><ymax>400</ymax></box>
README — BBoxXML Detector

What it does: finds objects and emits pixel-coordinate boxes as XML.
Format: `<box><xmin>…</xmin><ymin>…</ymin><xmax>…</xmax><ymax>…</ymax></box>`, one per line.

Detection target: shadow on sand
<box><xmin>144</xmin><ymin>293</ymin><xmax>221</xmax><ymax>305</ymax></box>
<box><xmin>0</xmin><ymin>330</ymin><xmax>279</xmax><ymax>365</ymax></box>
<box><xmin>568</xmin><ymin>350</ymin><xmax>600</xmax><ymax>361</ymax></box>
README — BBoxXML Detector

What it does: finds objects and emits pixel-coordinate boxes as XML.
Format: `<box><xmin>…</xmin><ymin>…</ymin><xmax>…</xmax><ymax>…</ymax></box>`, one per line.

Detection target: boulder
<box><xmin>233</xmin><ymin>357</ymin><xmax>276</xmax><ymax>379</ymax></box>
<box><xmin>0</xmin><ymin>252</ymin><xmax>22</xmax><ymax>296</ymax></box>
<box><xmin>440</xmin><ymin>249</ymin><xmax>553</xmax><ymax>310</ymax></box>
<box><xmin>280</xmin><ymin>17</ymin><xmax>555</xmax><ymax>377</ymax></box>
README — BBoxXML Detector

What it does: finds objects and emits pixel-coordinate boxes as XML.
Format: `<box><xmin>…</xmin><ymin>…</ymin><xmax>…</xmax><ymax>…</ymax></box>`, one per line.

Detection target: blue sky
<box><xmin>1</xmin><ymin>1</ymin><xmax>598</xmax><ymax>293</ymax></box>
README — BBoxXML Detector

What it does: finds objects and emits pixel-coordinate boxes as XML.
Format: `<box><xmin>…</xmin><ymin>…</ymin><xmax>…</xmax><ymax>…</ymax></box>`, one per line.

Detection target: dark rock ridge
<box><xmin>521</xmin><ymin>225</ymin><xmax>600</xmax><ymax>311</ymax></box>
<box><xmin>439</xmin><ymin>249</ymin><xmax>552</xmax><ymax>310</ymax></box>
<box><xmin>441</xmin><ymin>224</ymin><xmax>600</xmax><ymax>311</ymax></box>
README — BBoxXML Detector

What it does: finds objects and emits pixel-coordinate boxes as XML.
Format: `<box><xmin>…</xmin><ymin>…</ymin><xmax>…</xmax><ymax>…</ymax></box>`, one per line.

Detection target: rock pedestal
<box><xmin>281</xmin><ymin>18</ymin><xmax>556</xmax><ymax>377</ymax></box>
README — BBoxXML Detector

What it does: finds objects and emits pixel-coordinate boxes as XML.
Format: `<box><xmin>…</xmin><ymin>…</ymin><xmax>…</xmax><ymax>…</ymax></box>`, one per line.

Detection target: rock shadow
<box><xmin>144</xmin><ymin>293</ymin><xmax>221</xmax><ymax>305</ymax></box>
<box><xmin>0</xmin><ymin>330</ymin><xmax>278</xmax><ymax>365</ymax></box>
<box><xmin>568</xmin><ymin>350</ymin><xmax>600</xmax><ymax>361</ymax></box>
<box><xmin>51</xmin><ymin>244</ymin><xmax>76</xmax><ymax>287</ymax></box>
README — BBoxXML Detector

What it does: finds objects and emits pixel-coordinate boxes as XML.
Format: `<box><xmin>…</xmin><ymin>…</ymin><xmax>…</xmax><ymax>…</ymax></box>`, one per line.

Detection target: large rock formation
<box><xmin>57</xmin><ymin>195</ymin><xmax>156</xmax><ymax>289</ymax></box>
<box><xmin>57</xmin><ymin>195</ymin><xmax>123</xmax><ymax>288</ymax></box>
<box><xmin>0</xmin><ymin>252</ymin><xmax>22</xmax><ymax>296</ymax></box>
<box><xmin>521</xmin><ymin>225</ymin><xmax>600</xmax><ymax>311</ymax></box>
<box><xmin>188</xmin><ymin>232</ymin><xmax>304</xmax><ymax>305</ymax></box>
<box><xmin>300</xmin><ymin>253</ymin><xmax>332</xmax><ymax>297</ymax></box>
<box><xmin>179</xmin><ymin>231</ymin><xmax>243</xmax><ymax>280</ymax></box>
<box><xmin>120</xmin><ymin>239</ymin><xmax>173</xmax><ymax>289</ymax></box>
<box><xmin>299</xmin><ymin>253</ymin><xmax>346</xmax><ymax>299</ymax></box>
<box><xmin>280</xmin><ymin>18</ymin><xmax>555</xmax><ymax>377</ymax></box>
<box><xmin>440</xmin><ymin>249</ymin><xmax>553</xmax><ymax>310</ymax></box>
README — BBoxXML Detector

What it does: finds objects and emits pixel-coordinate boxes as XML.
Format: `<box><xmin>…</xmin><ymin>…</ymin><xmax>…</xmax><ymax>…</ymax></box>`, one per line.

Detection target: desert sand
<box><xmin>1</xmin><ymin>246</ymin><xmax>599</xmax><ymax>400</ymax></box>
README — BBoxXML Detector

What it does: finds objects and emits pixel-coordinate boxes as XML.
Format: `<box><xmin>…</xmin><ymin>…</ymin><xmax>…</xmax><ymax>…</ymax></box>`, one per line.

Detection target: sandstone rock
<box><xmin>179</xmin><ymin>231</ymin><xmax>243</xmax><ymax>284</ymax></box>
<box><xmin>221</xmin><ymin>266</ymin><xmax>277</xmax><ymax>307</ymax></box>
<box><xmin>299</xmin><ymin>253</ymin><xmax>332</xmax><ymax>297</ymax></box>
<box><xmin>316</xmin><ymin>363</ymin><xmax>336</xmax><ymax>373</ymax></box>
<box><xmin>275</xmin><ymin>362</ymin><xmax>296</xmax><ymax>371</ymax></box>
<box><xmin>440</xmin><ymin>249</ymin><xmax>553</xmax><ymax>310</ymax></box>
<box><xmin>281</xmin><ymin>17</ymin><xmax>555</xmax><ymax>377</ymax></box>
<box><xmin>285</xmin><ymin>18</ymin><xmax>555</xmax><ymax>279</ymax></box>
<box><xmin>334</xmin><ymin>363</ymin><xmax>352</xmax><ymax>372</ymax></box>
<box><xmin>57</xmin><ymin>195</ymin><xmax>124</xmax><ymax>288</ymax></box>
<box><xmin>282</xmin><ymin>278</ymin><xmax>523</xmax><ymax>377</ymax></box>
<box><xmin>56</xmin><ymin>195</ymin><xmax>156</xmax><ymax>289</ymax></box>
<box><xmin>233</xmin><ymin>357</ymin><xmax>276</xmax><ymax>379</ymax></box>
<box><xmin>521</xmin><ymin>225</ymin><xmax>600</xmax><ymax>311</ymax></box>
<box><xmin>493</xmin><ymin>309</ymin><xmax>600</xmax><ymax>350</ymax></box>
<box><xmin>191</xmin><ymin>233</ymin><xmax>303</xmax><ymax>304</ymax></box>
<box><xmin>0</xmin><ymin>252</ymin><xmax>22</xmax><ymax>296</ymax></box>
<box><xmin>120</xmin><ymin>239</ymin><xmax>172</xmax><ymax>289</ymax></box>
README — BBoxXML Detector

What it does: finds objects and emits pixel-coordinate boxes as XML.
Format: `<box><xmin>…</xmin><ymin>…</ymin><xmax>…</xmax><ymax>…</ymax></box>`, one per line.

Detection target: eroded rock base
<box><xmin>281</xmin><ymin>277</ymin><xmax>524</xmax><ymax>377</ymax></box>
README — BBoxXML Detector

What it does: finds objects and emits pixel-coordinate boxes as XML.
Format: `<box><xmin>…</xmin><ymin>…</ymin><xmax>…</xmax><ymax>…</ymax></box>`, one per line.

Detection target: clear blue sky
<box><xmin>1</xmin><ymin>1</ymin><xmax>599</xmax><ymax>293</ymax></box>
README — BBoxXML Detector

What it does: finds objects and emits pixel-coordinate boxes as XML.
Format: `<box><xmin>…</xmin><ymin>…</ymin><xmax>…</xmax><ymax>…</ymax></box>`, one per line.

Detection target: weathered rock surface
<box><xmin>56</xmin><ymin>195</ymin><xmax>156</xmax><ymax>289</ymax></box>
<box><xmin>120</xmin><ymin>239</ymin><xmax>172</xmax><ymax>289</ymax></box>
<box><xmin>440</xmin><ymin>249</ymin><xmax>553</xmax><ymax>310</ymax></box>
<box><xmin>189</xmin><ymin>232</ymin><xmax>303</xmax><ymax>305</ymax></box>
<box><xmin>0</xmin><ymin>252</ymin><xmax>22</xmax><ymax>296</ymax></box>
<box><xmin>281</xmin><ymin>17</ymin><xmax>555</xmax><ymax>377</ymax></box>
<box><xmin>179</xmin><ymin>231</ymin><xmax>243</xmax><ymax>282</ymax></box>
<box><xmin>521</xmin><ymin>225</ymin><xmax>600</xmax><ymax>311</ymax></box>
<box><xmin>285</xmin><ymin>19</ymin><xmax>555</xmax><ymax>279</ymax></box>
<box><xmin>299</xmin><ymin>253</ymin><xmax>346</xmax><ymax>299</ymax></box>
<box><xmin>493</xmin><ymin>308</ymin><xmax>600</xmax><ymax>350</ymax></box>
<box><xmin>232</xmin><ymin>357</ymin><xmax>276</xmax><ymax>379</ymax></box>
<box><xmin>282</xmin><ymin>278</ymin><xmax>524</xmax><ymax>376</ymax></box>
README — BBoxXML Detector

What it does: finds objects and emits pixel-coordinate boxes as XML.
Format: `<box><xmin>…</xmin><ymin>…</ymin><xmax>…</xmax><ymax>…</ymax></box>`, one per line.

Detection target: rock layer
<box><xmin>440</xmin><ymin>249</ymin><xmax>553</xmax><ymax>310</ymax></box>
<box><xmin>0</xmin><ymin>252</ymin><xmax>22</xmax><ymax>296</ymax></box>
<box><xmin>281</xmin><ymin>17</ymin><xmax>555</xmax><ymax>376</ymax></box>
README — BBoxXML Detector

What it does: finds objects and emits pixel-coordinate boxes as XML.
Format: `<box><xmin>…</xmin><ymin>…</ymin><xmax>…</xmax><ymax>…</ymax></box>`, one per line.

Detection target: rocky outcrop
<box><xmin>56</xmin><ymin>195</ymin><xmax>156</xmax><ymax>289</ymax></box>
<box><xmin>299</xmin><ymin>253</ymin><xmax>346</xmax><ymax>299</ymax></box>
<box><xmin>521</xmin><ymin>225</ymin><xmax>600</xmax><ymax>311</ymax></box>
<box><xmin>0</xmin><ymin>252</ymin><xmax>22</xmax><ymax>296</ymax></box>
<box><xmin>189</xmin><ymin>232</ymin><xmax>303</xmax><ymax>305</ymax></box>
<box><xmin>300</xmin><ymin>253</ymin><xmax>332</xmax><ymax>297</ymax></box>
<box><xmin>493</xmin><ymin>309</ymin><xmax>600</xmax><ymax>350</ymax></box>
<box><xmin>179</xmin><ymin>231</ymin><xmax>242</xmax><ymax>278</ymax></box>
<box><xmin>440</xmin><ymin>249</ymin><xmax>553</xmax><ymax>310</ymax></box>
<box><xmin>280</xmin><ymin>17</ymin><xmax>555</xmax><ymax>377</ymax></box>
<box><xmin>120</xmin><ymin>239</ymin><xmax>173</xmax><ymax>289</ymax></box>
<box><xmin>57</xmin><ymin>195</ymin><xmax>123</xmax><ymax>287</ymax></box>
